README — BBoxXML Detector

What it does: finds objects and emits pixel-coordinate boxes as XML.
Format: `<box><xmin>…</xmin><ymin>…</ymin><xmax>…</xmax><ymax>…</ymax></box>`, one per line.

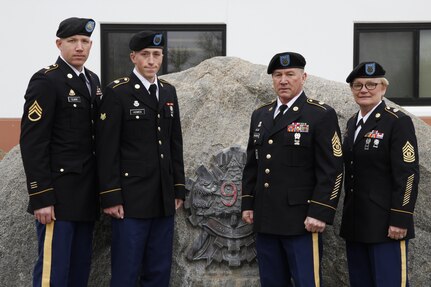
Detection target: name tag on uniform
<box><xmin>130</xmin><ymin>109</ymin><xmax>145</xmax><ymax>115</ymax></box>
<box><xmin>68</xmin><ymin>96</ymin><xmax>81</xmax><ymax>103</ymax></box>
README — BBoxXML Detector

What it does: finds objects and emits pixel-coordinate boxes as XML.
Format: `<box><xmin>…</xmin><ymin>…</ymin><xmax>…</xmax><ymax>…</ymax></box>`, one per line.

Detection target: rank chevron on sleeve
<box><xmin>28</xmin><ymin>100</ymin><xmax>43</xmax><ymax>122</ymax></box>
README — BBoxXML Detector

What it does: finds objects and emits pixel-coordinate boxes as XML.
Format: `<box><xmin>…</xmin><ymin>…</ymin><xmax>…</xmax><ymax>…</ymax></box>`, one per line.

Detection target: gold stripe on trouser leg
<box><xmin>41</xmin><ymin>221</ymin><xmax>55</xmax><ymax>287</ymax></box>
<box><xmin>312</xmin><ymin>232</ymin><xmax>320</xmax><ymax>287</ymax></box>
<box><xmin>400</xmin><ymin>240</ymin><xmax>407</xmax><ymax>287</ymax></box>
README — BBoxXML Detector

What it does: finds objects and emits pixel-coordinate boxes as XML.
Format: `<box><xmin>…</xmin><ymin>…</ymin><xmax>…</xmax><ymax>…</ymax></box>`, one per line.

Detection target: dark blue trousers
<box><xmin>110</xmin><ymin>216</ymin><xmax>175</xmax><ymax>287</ymax></box>
<box><xmin>346</xmin><ymin>240</ymin><xmax>409</xmax><ymax>287</ymax></box>
<box><xmin>256</xmin><ymin>232</ymin><xmax>323</xmax><ymax>287</ymax></box>
<box><xmin>33</xmin><ymin>220</ymin><xmax>94</xmax><ymax>287</ymax></box>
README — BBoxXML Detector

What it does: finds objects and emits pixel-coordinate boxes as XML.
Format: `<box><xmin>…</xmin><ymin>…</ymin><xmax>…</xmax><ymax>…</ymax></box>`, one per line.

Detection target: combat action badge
<box><xmin>28</xmin><ymin>100</ymin><xmax>42</xmax><ymax>122</ymax></box>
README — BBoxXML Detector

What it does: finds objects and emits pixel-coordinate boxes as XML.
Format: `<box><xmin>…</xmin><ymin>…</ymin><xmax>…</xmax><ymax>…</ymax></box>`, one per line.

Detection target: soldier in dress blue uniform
<box><xmin>341</xmin><ymin>62</ymin><xmax>419</xmax><ymax>287</ymax></box>
<box><xmin>96</xmin><ymin>31</ymin><xmax>186</xmax><ymax>286</ymax></box>
<box><xmin>20</xmin><ymin>17</ymin><xmax>102</xmax><ymax>286</ymax></box>
<box><xmin>241</xmin><ymin>52</ymin><xmax>344</xmax><ymax>287</ymax></box>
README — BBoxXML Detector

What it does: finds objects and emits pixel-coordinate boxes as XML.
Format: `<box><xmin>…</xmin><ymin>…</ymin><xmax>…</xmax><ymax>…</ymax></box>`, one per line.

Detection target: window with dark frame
<box><xmin>354</xmin><ymin>23</ymin><xmax>431</xmax><ymax>106</ymax></box>
<box><xmin>100</xmin><ymin>24</ymin><xmax>226</xmax><ymax>87</ymax></box>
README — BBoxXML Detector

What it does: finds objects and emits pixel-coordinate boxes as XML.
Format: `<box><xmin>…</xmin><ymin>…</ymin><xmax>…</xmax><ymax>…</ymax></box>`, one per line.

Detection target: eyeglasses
<box><xmin>351</xmin><ymin>82</ymin><xmax>382</xmax><ymax>91</ymax></box>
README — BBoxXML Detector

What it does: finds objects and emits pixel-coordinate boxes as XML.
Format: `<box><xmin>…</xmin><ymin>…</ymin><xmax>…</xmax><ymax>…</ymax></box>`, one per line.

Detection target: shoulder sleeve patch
<box><xmin>43</xmin><ymin>64</ymin><xmax>58</xmax><ymax>74</ymax></box>
<box><xmin>109</xmin><ymin>77</ymin><xmax>130</xmax><ymax>89</ymax></box>
<box><xmin>306</xmin><ymin>98</ymin><xmax>327</xmax><ymax>110</ymax></box>
<box><xmin>384</xmin><ymin>106</ymin><xmax>403</xmax><ymax>118</ymax></box>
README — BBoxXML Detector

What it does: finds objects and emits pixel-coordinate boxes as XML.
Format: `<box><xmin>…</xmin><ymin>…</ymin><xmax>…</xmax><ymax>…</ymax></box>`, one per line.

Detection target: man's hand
<box><xmin>103</xmin><ymin>205</ymin><xmax>124</xmax><ymax>219</ymax></box>
<box><xmin>34</xmin><ymin>206</ymin><xmax>56</xmax><ymax>224</ymax></box>
<box><xmin>304</xmin><ymin>216</ymin><xmax>326</xmax><ymax>233</ymax></box>
<box><xmin>175</xmin><ymin>199</ymin><xmax>184</xmax><ymax>211</ymax></box>
<box><xmin>388</xmin><ymin>226</ymin><xmax>407</xmax><ymax>240</ymax></box>
<box><xmin>242</xmin><ymin>210</ymin><xmax>254</xmax><ymax>224</ymax></box>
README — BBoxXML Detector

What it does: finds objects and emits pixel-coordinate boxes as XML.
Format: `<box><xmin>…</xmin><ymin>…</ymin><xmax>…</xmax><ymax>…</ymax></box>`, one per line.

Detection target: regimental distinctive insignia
<box><xmin>133</xmin><ymin>100</ymin><xmax>139</xmax><ymax>107</ymax></box>
<box><xmin>280</xmin><ymin>54</ymin><xmax>290</xmax><ymax>67</ymax></box>
<box><xmin>100</xmin><ymin>113</ymin><xmax>106</xmax><ymax>120</ymax></box>
<box><xmin>28</xmin><ymin>100</ymin><xmax>42</xmax><ymax>122</ymax></box>
<box><xmin>403</xmin><ymin>174</ymin><xmax>415</xmax><ymax>206</ymax></box>
<box><xmin>69</xmin><ymin>89</ymin><xmax>76</xmax><ymax>96</ymax></box>
<box><xmin>330</xmin><ymin>173</ymin><xmax>343</xmax><ymax>200</ymax></box>
<box><xmin>96</xmin><ymin>87</ymin><xmax>103</xmax><ymax>96</ymax></box>
<box><xmin>365</xmin><ymin>63</ymin><xmax>376</xmax><ymax>75</ymax></box>
<box><xmin>166</xmin><ymin>102</ymin><xmax>174</xmax><ymax>117</ymax></box>
<box><xmin>153</xmin><ymin>33</ymin><xmax>163</xmax><ymax>46</ymax></box>
<box><xmin>402</xmin><ymin>141</ymin><xmax>415</xmax><ymax>163</ymax></box>
<box><xmin>332</xmin><ymin>132</ymin><xmax>342</xmax><ymax>157</ymax></box>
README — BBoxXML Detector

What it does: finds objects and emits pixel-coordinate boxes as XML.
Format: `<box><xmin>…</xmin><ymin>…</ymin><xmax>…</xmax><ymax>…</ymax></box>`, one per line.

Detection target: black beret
<box><xmin>129</xmin><ymin>31</ymin><xmax>164</xmax><ymax>51</ymax></box>
<box><xmin>56</xmin><ymin>17</ymin><xmax>95</xmax><ymax>38</ymax></box>
<box><xmin>267</xmin><ymin>52</ymin><xmax>306</xmax><ymax>74</ymax></box>
<box><xmin>346</xmin><ymin>61</ymin><xmax>386</xmax><ymax>83</ymax></box>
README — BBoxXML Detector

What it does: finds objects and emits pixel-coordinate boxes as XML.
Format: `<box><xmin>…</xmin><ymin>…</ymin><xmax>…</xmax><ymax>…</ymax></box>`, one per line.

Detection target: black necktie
<box><xmin>274</xmin><ymin>105</ymin><xmax>287</xmax><ymax>125</ymax></box>
<box><xmin>354</xmin><ymin>118</ymin><xmax>364</xmax><ymax>142</ymax></box>
<box><xmin>356</xmin><ymin>118</ymin><xmax>364</xmax><ymax>129</ymax></box>
<box><xmin>149</xmin><ymin>84</ymin><xmax>158</xmax><ymax>106</ymax></box>
<box><xmin>79</xmin><ymin>73</ymin><xmax>87</xmax><ymax>84</ymax></box>
<box><xmin>79</xmin><ymin>73</ymin><xmax>91</xmax><ymax>95</ymax></box>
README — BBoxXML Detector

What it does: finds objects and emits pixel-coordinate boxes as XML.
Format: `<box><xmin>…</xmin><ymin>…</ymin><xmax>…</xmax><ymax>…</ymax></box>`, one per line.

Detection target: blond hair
<box><xmin>381</xmin><ymin>78</ymin><xmax>389</xmax><ymax>86</ymax></box>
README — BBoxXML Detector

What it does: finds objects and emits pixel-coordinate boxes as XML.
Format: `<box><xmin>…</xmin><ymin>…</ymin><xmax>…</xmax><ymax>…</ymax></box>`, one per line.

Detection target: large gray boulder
<box><xmin>1</xmin><ymin>57</ymin><xmax>430</xmax><ymax>286</ymax></box>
